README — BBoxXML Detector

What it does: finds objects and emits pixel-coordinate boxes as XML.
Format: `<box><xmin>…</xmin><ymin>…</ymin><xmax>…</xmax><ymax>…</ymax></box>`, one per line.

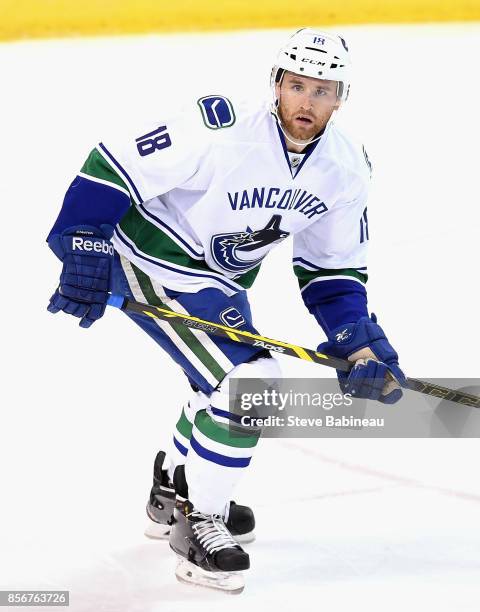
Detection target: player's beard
<box><xmin>278</xmin><ymin>105</ymin><xmax>333</xmax><ymax>143</ymax></box>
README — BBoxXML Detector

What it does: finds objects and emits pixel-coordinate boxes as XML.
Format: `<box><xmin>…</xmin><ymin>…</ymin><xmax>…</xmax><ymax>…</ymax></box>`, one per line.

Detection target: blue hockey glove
<box><xmin>317</xmin><ymin>314</ymin><xmax>407</xmax><ymax>404</ymax></box>
<box><xmin>47</xmin><ymin>225</ymin><xmax>114</xmax><ymax>328</ymax></box>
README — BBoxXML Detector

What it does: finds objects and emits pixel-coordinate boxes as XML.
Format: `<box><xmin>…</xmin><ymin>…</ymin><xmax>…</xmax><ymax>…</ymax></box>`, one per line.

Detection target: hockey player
<box><xmin>46</xmin><ymin>28</ymin><xmax>406</xmax><ymax>593</ymax></box>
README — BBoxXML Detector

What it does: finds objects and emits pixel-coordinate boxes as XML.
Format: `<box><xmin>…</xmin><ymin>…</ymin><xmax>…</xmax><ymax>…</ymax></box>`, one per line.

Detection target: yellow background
<box><xmin>2</xmin><ymin>0</ymin><xmax>480</xmax><ymax>42</ymax></box>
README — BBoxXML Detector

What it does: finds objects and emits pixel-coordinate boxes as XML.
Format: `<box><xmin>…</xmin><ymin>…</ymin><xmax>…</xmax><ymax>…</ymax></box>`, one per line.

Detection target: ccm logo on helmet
<box><xmin>72</xmin><ymin>237</ymin><xmax>114</xmax><ymax>256</ymax></box>
<box><xmin>302</xmin><ymin>58</ymin><xmax>324</xmax><ymax>65</ymax></box>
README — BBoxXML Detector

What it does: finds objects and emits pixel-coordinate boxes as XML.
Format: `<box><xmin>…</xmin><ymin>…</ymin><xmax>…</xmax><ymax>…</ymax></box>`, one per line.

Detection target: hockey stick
<box><xmin>107</xmin><ymin>294</ymin><xmax>480</xmax><ymax>408</ymax></box>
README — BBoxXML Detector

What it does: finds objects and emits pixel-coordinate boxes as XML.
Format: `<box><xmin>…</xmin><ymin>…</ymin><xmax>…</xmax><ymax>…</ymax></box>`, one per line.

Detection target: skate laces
<box><xmin>188</xmin><ymin>511</ymin><xmax>238</xmax><ymax>554</ymax></box>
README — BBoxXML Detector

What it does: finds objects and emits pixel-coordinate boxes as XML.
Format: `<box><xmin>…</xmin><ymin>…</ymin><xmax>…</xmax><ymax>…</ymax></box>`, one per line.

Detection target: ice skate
<box><xmin>144</xmin><ymin>451</ymin><xmax>256</xmax><ymax>543</ymax></box>
<box><xmin>170</xmin><ymin>497</ymin><xmax>249</xmax><ymax>594</ymax></box>
<box><xmin>144</xmin><ymin>451</ymin><xmax>176</xmax><ymax>539</ymax></box>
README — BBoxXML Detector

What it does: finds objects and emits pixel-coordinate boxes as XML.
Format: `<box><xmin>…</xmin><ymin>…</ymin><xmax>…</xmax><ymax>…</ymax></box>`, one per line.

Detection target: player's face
<box><xmin>276</xmin><ymin>72</ymin><xmax>340</xmax><ymax>141</ymax></box>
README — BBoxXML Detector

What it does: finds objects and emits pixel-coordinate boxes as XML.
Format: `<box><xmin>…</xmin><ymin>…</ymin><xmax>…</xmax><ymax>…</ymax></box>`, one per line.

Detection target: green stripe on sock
<box><xmin>81</xmin><ymin>148</ymin><xmax>130</xmax><ymax>192</ymax></box>
<box><xmin>293</xmin><ymin>265</ymin><xmax>368</xmax><ymax>290</ymax></box>
<box><xmin>130</xmin><ymin>263</ymin><xmax>227</xmax><ymax>383</ymax></box>
<box><xmin>195</xmin><ymin>410</ymin><xmax>260</xmax><ymax>449</ymax></box>
<box><xmin>176</xmin><ymin>408</ymin><xmax>193</xmax><ymax>440</ymax></box>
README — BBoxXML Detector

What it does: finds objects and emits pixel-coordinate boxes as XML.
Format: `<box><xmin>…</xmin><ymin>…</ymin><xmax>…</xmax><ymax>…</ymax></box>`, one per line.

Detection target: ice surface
<box><xmin>1</xmin><ymin>24</ymin><xmax>479</xmax><ymax>611</ymax></box>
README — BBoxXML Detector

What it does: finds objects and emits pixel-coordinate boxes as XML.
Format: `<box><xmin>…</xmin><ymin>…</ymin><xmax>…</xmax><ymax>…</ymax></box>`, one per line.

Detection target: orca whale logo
<box><xmin>211</xmin><ymin>215</ymin><xmax>289</xmax><ymax>274</ymax></box>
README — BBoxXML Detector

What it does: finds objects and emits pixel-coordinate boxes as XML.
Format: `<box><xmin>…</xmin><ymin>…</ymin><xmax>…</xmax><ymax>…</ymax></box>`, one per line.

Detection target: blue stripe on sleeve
<box><xmin>99</xmin><ymin>143</ymin><xmax>144</xmax><ymax>204</ymax></box>
<box><xmin>303</xmin><ymin>278</ymin><xmax>368</xmax><ymax>334</ymax></box>
<box><xmin>293</xmin><ymin>256</ymin><xmax>367</xmax><ymax>273</ymax></box>
<box><xmin>47</xmin><ymin>175</ymin><xmax>131</xmax><ymax>241</ymax></box>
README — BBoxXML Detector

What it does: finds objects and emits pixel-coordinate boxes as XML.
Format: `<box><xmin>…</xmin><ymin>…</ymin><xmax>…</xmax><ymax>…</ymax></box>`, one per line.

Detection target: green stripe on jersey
<box><xmin>119</xmin><ymin>205</ymin><xmax>261</xmax><ymax>289</ymax></box>
<box><xmin>81</xmin><ymin>148</ymin><xmax>130</xmax><ymax>192</ymax></box>
<box><xmin>194</xmin><ymin>410</ymin><xmax>260</xmax><ymax>449</ymax></box>
<box><xmin>175</xmin><ymin>408</ymin><xmax>193</xmax><ymax>440</ymax></box>
<box><xmin>120</xmin><ymin>206</ymin><xmax>210</xmax><ymax>271</ymax></box>
<box><xmin>130</xmin><ymin>263</ymin><xmax>228</xmax><ymax>383</ymax></box>
<box><xmin>293</xmin><ymin>265</ymin><xmax>368</xmax><ymax>290</ymax></box>
<box><xmin>234</xmin><ymin>265</ymin><xmax>261</xmax><ymax>289</ymax></box>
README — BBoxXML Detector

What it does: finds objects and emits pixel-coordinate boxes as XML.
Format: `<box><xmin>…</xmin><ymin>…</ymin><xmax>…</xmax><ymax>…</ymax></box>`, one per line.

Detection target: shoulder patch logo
<box><xmin>197</xmin><ymin>95</ymin><xmax>236</xmax><ymax>130</ymax></box>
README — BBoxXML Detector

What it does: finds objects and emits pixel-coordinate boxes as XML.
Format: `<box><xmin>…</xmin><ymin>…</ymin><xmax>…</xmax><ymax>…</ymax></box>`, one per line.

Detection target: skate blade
<box><xmin>234</xmin><ymin>530</ymin><xmax>255</xmax><ymax>545</ymax></box>
<box><xmin>175</xmin><ymin>558</ymin><xmax>245</xmax><ymax>594</ymax></box>
<box><xmin>144</xmin><ymin>518</ymin><xmax>171</xmax><ymax>540</ymax></box>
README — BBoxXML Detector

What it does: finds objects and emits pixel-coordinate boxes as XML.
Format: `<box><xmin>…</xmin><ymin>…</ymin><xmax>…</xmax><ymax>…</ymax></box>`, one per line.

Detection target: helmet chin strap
<box><xmin>275</xmin><ymin>112</ymin><xmax>325</xmax><ymax>148</ymax></box>
<box><xmin>272</xmin><ymin>100</ymin><xmax>337</xmax><ymax>149</ymax></box>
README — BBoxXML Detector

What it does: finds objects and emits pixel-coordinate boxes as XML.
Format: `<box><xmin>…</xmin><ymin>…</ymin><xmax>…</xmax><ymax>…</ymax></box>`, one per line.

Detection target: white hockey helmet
<box><xmin>271</xmin><ymin>28</ymin><xmax>352</xmax><ymax>110</ymax></box>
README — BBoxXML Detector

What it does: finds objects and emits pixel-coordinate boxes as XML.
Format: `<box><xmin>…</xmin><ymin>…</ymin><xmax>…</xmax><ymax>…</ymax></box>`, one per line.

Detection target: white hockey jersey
<box><xmin>83</xmin><ymin>95</ymin><xmax>371</xmax><ymax>296</ymax></box>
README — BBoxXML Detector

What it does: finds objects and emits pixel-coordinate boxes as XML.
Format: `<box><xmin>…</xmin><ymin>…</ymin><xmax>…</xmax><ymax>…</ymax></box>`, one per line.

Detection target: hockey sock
<box><xmin>184</xmin><ymin>356</ymin><xmax>280</xmax><ymax>515</ymax></box>
<box><xmin>168</xmin><ymin>390</ymin><xmax>210</xmax><ymax>481</ymax></box>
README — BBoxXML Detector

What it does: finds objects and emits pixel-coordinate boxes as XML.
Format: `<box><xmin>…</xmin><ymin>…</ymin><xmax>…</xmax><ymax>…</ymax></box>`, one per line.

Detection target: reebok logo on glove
<box><xmin>72</xmin><ymin>237</ymin><xmax>114</xmax><ymax>256</ymax></box>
